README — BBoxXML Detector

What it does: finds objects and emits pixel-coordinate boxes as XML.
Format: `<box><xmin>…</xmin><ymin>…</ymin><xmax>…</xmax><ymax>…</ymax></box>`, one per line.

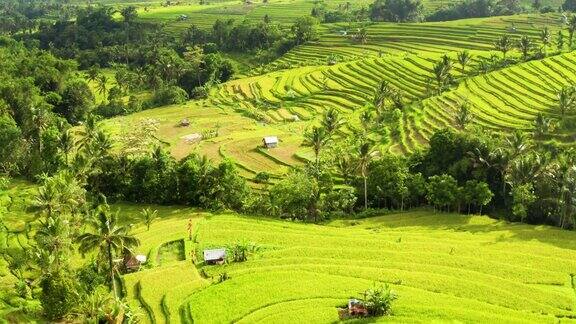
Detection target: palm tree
<box><xmin>35</xmin><ymin>216</ymin><xmax>73</xmax><ymax>273</ymax></box>
<box><xmin>457</xmin><ymin>50</ymin><xmax>471</xmax><ymax>75</ymax></box>
<box><xmin>557</xmin><ymin>30</ymin><xmax>565</xmax><ymax>51</ymax></box>
<box><xmin>360</xmin><ymin>110</ymin><xmax>373</xmax><ymax>131</ymax></box>
<box><xmin>77</xmin><ymin>204</ymin><xmax>139</xmax><ymax>296</ymax></box>
<box><xmin>355</xmin><ymin>27</ymin><xmax>368</xmax><ymax>44</ymax></box>
<box><xmin>321</xmin><ymin>108</ymin><xmax>344</xmax><ymax>135</ymax></box>
<box><xmin>568</xmin><ymin>15</ymin><xmax>576</xmax><ymax>48</ymax></box>
<box><xmin>540</xmin><ymin>27</ymin><xmax>551</xmax><ymax>54</ymax></box>
<box><xmin>85</xmin><ymin>66</ymin><xmax>100</xmax><ymax>84</ymax></box>
<box><xmin>533</xmin><ymin>113</ymin><xmax>553</xmax><ymax>139</ymax></box>
<box><xmin>59</xmin><ymin>129</ymin><xmax>74</xmax><ymax>166</ymax></box>
<box><xmin>31</xmin><ymin>106</ymin><xmax>49</xmax><ymax>156</ymax></box>
<box><xmin>517</xmin><ymin>35</ymin><xmax>533</xmax><ymax>61</ymax></box>
<box><xmin>432</xmin><ymin>57</ymin><xmax>452</xmax><ymax>94</ymax></box>
<box><xmin>97</xmin><ymin>75</ymin><xmax>108</xmax><ymax>99</ymax></box>
<box><xmin>454</xmin><ymin>100</ymin><xmax>473</xmax><ymax>130</ymax></box>
<box><xmin>356</xmin><ymin>139</ymin><xmax>378</xmax><ymax>211</ymax></box>
<box><xmin>141</xmin><ymin>208</ymin><xmax>158</xmax><ymax>231</ymax></box>
<box><xmin>494</xmin><ymin>34</ymin><xmax>513</xmax><ymax>59</ymax></box>
<box><xmin>548</xmin><ymin>154</ymin><xmax>576</xmax><ymax>228</ymax></box>
<box><xmin>373</xmin><ymin>80</ymin><xmax>392</xmax><ymax>111</ymax></box>
<box><xmin>303</xmin><ymin>126</ymin><xmax>329</xmax><ymax>166</ymax></box>
<box><xmin>505</xmin><ymin>130</ymin><xmax>530</xmax><ymax>159</ymax></box>
<box><xmin>557</xmin><ymin>86</ymin><xmax>575</xmax><ymax>116</ymax></box>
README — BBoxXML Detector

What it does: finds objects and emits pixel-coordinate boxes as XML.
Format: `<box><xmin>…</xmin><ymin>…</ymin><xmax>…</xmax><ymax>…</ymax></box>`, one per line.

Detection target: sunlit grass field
<box><xmin>122</xmin><ymin>209</ymin><xmax>576</xmax><ymax>323</ymax></box>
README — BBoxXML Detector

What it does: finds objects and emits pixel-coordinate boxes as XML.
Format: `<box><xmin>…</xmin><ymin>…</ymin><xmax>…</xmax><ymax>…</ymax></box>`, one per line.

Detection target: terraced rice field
<box><xmin>136</xmin><ymin>0</ymin><xmax>374</xmax><ymax>31</ymax></box>
<box><xmin>122</xmin><ymin>209</ymin><xmax>576</xmax><ymax>323</ymax></box>
<box><xmin>274</xmin><ymin>13</ymin><xmax>564</xmax><ymax>67</ymax></box>
<box><xmin>104</xmin><ymin>13</ymin><xmax>575</xmax><ymax>178</ymax></box>
<box><xmin>399</xmin><ymin>51</ymin><xmax>576</xmax><ymax>153</ymax></box>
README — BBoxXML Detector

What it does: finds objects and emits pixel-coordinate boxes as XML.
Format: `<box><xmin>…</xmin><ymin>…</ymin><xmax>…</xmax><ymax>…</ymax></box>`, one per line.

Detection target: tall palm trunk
<box><xmin>107</xmin><ymin>241</ymin><xmax>117</xmax><ymax>296</ymax></box>
<box><xmin>363</xmin><ymin>175</ymin><xmax>368</xmax><ymax>210</ymax></box>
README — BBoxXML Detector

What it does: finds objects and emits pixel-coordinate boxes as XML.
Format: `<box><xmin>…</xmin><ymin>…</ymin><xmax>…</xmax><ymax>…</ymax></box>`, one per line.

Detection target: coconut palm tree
<box><xmin>321</xmin><ymin>108</ymin><xmax>344</xmax><ymax>135</ymax></box>
<box><xmin>457</xmin><ymin>50</ymin><xmax>471</xmax><ymax>74</ymax></box>
<box><xmin>141</xmin><ymin>208</ymin><xmax>158</xmax><ymax>231</ymax></box>
<box><xmin>494</xmin><ymin>34</ymin><xmax>513</xmax><ymax>59</ymax></box>
<box><xmin>557</xmin><ymin>86</ymin><xmax>576</xmax><ymax>116</ymax></box>
<box><xmin>35</xmin><ymin>216</ymin><xmax>73</xmax><ymax>273</ymax></box>
<box><xmin>59</xmin><ymin>129</ymin><xmax>74</xmax><ymax>166</ymax></box>
<box><xmin>568</xmin><ymin>15</ymin><xmax>576</xmax><ymax>48</ymax></box>
<box><xmin>373</xmin><ymin>80</ymin><xmax>392</xmax><ymax>111</ymax></box>
<box><xmin>548</xmin><ymin>154</ymin><xmax>576</xmax><ymax>228</ymax></box>
<box><xmin>505</xmin><ymin>130</ymin><xmax>531</xmax><ymax>159</ymax></box>
<box><xmin>540</xmin><ymin>27</ymin><xmax>551</xmax><ymax>54</ymax></box>
<box><xmin>303</xmin><ymin>126</ymin><xmax>329</xmax><ymax>166</ymax></box>
<box><xmin>557</xmin><ymin>30</ymin><xmax>565</xmax><ymax>51</ymax></box>
<box><xmin>356</xmin><ymin>139</ymin><xmax>378</xmax><ymax>210</ymax></box>
<box><xmin>517</xmin><ymin>35</ymin><xmax>533</xmax><ymax>61</ymax></box>
<box><xmin>85</xmin><ymin>66</ymin><xmax>100</xmax><ymax>84</ymax></box>
<box><xmin>533</xmin><ymin>113</ymin><xmax>553</xmax><ymax>139</ymax></box>
<box><xmin>97</xmin><ymin>75</ymin><xmax>108</xmax><ymax>99</ymax></box>
<box><xmin>77</xmin><ymin>204</ymin><xmax>139</xmax><ymax>296</ymax></box>
<box><xmin>454</xmin><ymin>100</ymin><xmax>473</xmax><ymax>130</ymax></box>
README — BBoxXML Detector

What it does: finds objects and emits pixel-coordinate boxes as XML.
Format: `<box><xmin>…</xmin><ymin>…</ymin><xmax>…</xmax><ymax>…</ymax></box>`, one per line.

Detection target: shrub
<box><xmin>151</xmin><ymin>86</ymin><xmax>189</xmax><ymax>107</ymax></box>
<box><xmin>217</xmin><ymin>272</ymin><xmax>230</xmax><ymax>283</ymax></box>
<box><xmin>363</xmin><ymin>284</ymin><xmax>397</xmax><ymax>316</ymax></box>
<box><xmin>227</xmin><ymin>241</ymin><xmax>260</xmax><ymax>263</ymax></box>
<box><xmin>40</xmin><ymin>272</ymin><xmax>79</xmax><ymax>320</ymax></box>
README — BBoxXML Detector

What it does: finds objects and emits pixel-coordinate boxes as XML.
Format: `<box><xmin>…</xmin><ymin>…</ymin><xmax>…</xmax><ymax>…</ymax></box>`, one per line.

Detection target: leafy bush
<box><xmin>362</xmin><ymin>284</ymin><xmax>397</xmax><ymax>316</ymax></box>
<box><xmin>40</xmin><ymin>272</ymin><xmax>79</xmax><ymax>320</ymax></box>
<box><xmin>151</xmin><ymin>86</ymin><xmax>189</xmax><ymax>107</ymax></box>
<box><xmin>226</xmin><ymin>241</ymin><xmax>260</xmax><ymax>263</ymax></box>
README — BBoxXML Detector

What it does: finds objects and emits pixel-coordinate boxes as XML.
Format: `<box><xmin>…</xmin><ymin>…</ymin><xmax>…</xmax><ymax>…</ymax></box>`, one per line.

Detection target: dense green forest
<box><xmin>3</xmin><ymin>0</ymin><xmax>576</xmax><ymax>322</ymax></box>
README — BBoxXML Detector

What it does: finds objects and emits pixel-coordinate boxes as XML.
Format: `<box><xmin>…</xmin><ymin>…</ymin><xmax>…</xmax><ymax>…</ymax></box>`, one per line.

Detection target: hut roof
<box><xmin>263</xmin><ymin>136</ymin><xmax>278</xmax><ymax>144</ymax></box>
<box><xmin>203</xmin><ymin>248</ymin><xmax>226</xmax><ymax>261</ymax></box>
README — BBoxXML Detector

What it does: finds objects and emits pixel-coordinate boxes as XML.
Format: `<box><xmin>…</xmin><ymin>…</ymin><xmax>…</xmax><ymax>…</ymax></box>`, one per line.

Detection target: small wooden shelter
<box><xmin>123</xmin><ymin>254</ymin><xmax>147</xmax><ymax>272</ymax></box>
<box><xmin>203</xmin><ymin>248</ymin><xmax>226</xmax><ymax>265</ymax></box>
<box><xmin>262</xmin><ymin>136</ymin><xmax>278</xmax><ymax>148</ymax></box>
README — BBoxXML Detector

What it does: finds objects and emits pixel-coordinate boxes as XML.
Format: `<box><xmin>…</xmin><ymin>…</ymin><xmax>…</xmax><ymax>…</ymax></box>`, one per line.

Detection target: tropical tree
<box><xmin>96</xmin><ymin>75</ymin><xmax>109</xmax><ymax>99</ymax></box>
<box><xmin>355</xmin><ymin>27</ymin><xmax>368</xmax><ymax>44</ymax></box>
<box><xmin>557</xmin><ymin>30</ymin><xmax>565</xmax><ymax>51</ymax></box>
<box><xmin>457</xmin><ymin>50</ymin><xmax>471</xmax><ymax>74</ymax></box>
<box><xmin>86</xmin><ymin>66</ymin><xmax>101</xmax><ymax>84</ymax></box>
<box><xmin>540</xmin><ymin>27</ymin><xmax>551</xmax><ymax>54</ymax></box>
<box><xmin>533</xmin><ymin>113</ymin><xmax>554</xmax><ymax>139</ymax></box>
<box><xmin>511</xmin><ymin>183</ymin><xmax>536</xmax><ymax>223</ymax></box>
<box><xmin>454</xmin><ymin>100</ymin><xmax>473</xmax><ymax>130</ymax></box>
<box><xmin>303</xmin><ymin>126</ymin><xmax>330</xmax><ymax>166</ymax></box>
<box><xmin>373</xmin><ymin>80</ymin><xmax>393</xmax><ymax>111</ymax></box>
<box><xmin>141</xmin><ymin>208</ymin><xmax>158</xmax><ymax>231</ymax></box>
<box><xmin>568</xmin><ymin>15</ymin><xmax>576</xmax><ymax>48</ymax></box>
<box><xmin>356</xmin><ymin>139</ymin><xmax>378</xmax><ymax>210</ymax></box>
<box><xmin>59</xmin><ymin>129</ymin><xmax>74</xmax><ymax>166</ymax></box>
<box><xmin>505</xmin><ymin>130</ymin><xmax>531</xmax><ymax>159</ymax></box>
<box><xmin>557</xmin><ymin>85</ymin><xmax>576</xmax><ymax>116</ymax></box>
<box><xmin>426</xmin><ymin>174</ymin><xmax>459</xmax><ymax>212</ymax></box>
<box><xmin>432</xmin><ymin>57</ymin><xmax>452</xmax><ymax>93</ymax></box>
<box><xmin>77</xmin><ymin>204</ymin><xmax>140</xmax><ymax>296</ymax></box>
<box><xmin>321</xmin><ymin>107</ymin><xmax>344</xmax><ymax>135</ymax></box>
<box><xmin>517</xmin><ymin>35</ymin><xmax>533</xmax><ymax>60</ymax></box>
<box><xmin>550</xmin><ymin>154</ymin><xmax>576</xmax><ymax>228</ymax></box>
<box><xmin>35</xmin><ymin>216</ymin><xmax>73</xmax><ymax>274</ymax></box>
<box><xmin>494</xmin><ymin>34</ymin><xmax>513</xmax><ymax>59</ymax></box>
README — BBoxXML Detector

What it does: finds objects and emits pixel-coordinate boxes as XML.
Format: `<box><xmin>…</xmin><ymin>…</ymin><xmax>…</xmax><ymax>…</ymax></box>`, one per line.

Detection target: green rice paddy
<box><xmin>122</xmin><ymin>209</ymin><xmax>576</xmax><ymax>323</ymax></box>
